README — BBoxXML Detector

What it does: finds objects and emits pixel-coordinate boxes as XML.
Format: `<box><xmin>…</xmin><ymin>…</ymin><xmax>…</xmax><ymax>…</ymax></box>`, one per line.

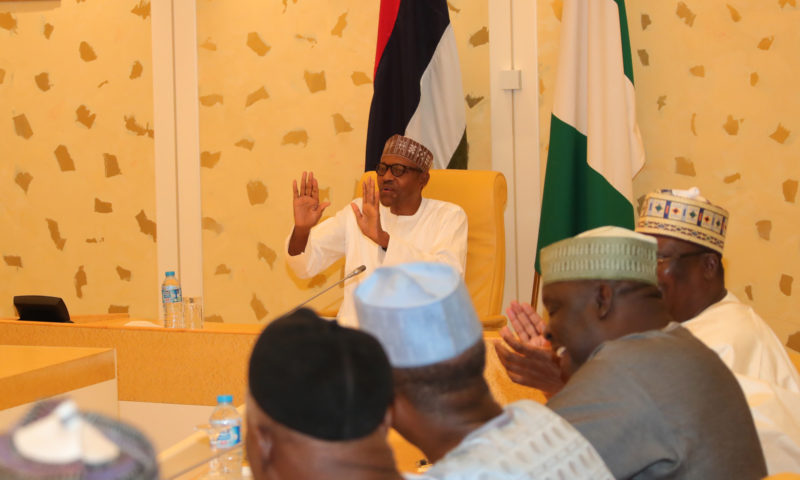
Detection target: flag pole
<box><xmin>530</xmin><ymin>271</ymin><xmax>541</xmax><ymax>310</ymax></box>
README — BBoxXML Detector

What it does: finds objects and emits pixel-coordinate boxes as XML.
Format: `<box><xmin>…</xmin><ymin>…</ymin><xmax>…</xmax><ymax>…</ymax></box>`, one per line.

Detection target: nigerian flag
<box><xmin>535</xmin><ymin>0</ymin><xmax>645</xmax><ymax>272</ymax></box>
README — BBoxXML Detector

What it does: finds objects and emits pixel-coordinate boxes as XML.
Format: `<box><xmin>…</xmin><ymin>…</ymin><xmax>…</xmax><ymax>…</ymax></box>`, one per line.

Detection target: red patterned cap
<box><xmin>382</xmin><ymin>134</ymin><xmax>434</xmax><ymax>171</ymax></box>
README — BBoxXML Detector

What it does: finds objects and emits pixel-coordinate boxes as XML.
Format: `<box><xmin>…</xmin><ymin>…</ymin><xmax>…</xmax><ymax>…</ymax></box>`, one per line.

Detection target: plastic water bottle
<box><xmin>209</xmin><ymin>395</ymin><xmax>242</xmax><ymax>479</ymax></box>
<box><xmin>161</xmin><ymin>271</ymin><xmax>183</xmax><ymax>328</ymax></box>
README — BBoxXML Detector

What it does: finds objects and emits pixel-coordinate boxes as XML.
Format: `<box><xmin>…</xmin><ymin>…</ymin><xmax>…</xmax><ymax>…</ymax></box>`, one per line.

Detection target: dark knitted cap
<box><xmin>248</xmin><ymin>308</ymin><xmax>393</xmax><ymax>441</ymax></box>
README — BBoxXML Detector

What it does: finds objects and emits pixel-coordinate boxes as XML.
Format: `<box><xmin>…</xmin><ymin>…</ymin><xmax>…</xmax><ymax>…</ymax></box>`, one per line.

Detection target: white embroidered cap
<box><xmin>541</xmin><ymin>226</ymin><xmax>658</xmax><ymax>286</ymax></box>
<box><xmin>354</xmin><ymin>262</ymin><xmax>481</xmax><ymax>368</ymax></box>
<box><xmin>0</xmin><ymin>399</ymin><xmax>160</xmax><ymax>479</ymax></box>
<box><xmin>636</xmin><ymin>187</ymin><xmax>729</xmax><ymax>254</ymax></box>
<box><xmin>12</xmin><ymin>400</ymin><xmax>120</xmax><ymax>465</ymax></box>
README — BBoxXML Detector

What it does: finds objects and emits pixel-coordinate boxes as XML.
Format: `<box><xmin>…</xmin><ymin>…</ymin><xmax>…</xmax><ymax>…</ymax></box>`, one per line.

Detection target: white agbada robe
<box><xmin>404</xmin><ymin>400</ymin><xmax>613</xmax><ymax>480</ymax></box>
<box><xmin>286</xmin><ymin>197</ymin><xmax>467</xmax><ymax>327</ymax></box>
<box><xmin>684</xmin><ymin>292</ymin><xmax>800</xmax><ymax>473</ymax></box>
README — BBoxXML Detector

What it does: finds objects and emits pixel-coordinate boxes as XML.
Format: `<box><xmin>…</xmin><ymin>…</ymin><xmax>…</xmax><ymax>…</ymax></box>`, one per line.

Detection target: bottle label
<box><xmin>215</xmin><ymin>425</ymin><xmax>241</xmax><ymax>448</ymax></box>
<box><xmin>162</xmin><ymin>286</ymin><xmax>182</xmax><ymax>304</ymax></box>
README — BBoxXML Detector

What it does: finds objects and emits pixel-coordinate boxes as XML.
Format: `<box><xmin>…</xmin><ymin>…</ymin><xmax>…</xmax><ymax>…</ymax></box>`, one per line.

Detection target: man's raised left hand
<box><xmin>351</xmin><ymin>177</ymin><xmax>390</xmax><ymax>248</ymax></box>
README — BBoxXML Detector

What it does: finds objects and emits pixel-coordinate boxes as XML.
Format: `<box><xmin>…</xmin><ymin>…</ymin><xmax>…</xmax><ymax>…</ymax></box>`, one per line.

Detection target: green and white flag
<box><xmin>535</xmin><ymin>0</ymin><xmax>645</xmax><ymax>272</ymax></box>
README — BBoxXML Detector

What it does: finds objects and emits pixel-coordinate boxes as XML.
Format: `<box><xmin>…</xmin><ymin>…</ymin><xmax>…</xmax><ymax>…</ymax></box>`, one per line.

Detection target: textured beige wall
<box><xmin>3</xmin><ymin>0</ymin><xmax>795</xmax><ymax>340</ymax></box>
<box><xmin>538</xmin><ymin>0</ymin><xmax>799</xmax><ymax>342</ymax></box>
<box><xmin>0</xmin><ymin>1</ymin><xmax>157</xmax><ymax>319</ymax></box>
<box><xmin>196</xmin><ymin>0</ymin><xmax>491</xmax><ymax>323</ymax></box>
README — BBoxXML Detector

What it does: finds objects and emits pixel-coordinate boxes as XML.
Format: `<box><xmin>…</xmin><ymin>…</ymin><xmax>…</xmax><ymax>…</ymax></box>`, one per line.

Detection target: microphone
<box><xmin>292</xmin><ymin>265</ymin><xmax>367</xmax><ymax>313</ymax></box>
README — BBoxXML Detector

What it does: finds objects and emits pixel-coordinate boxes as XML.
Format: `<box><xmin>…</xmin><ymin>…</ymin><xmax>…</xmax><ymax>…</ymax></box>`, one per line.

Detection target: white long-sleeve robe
<box><xmin>684</xmin><ymin>292</ymin><xmax>800</xmax><ymax>473</ymax></box>
<box><xmin>286</xmin><ymin>197</ymin><xmax>467</xmax><ymax>327</ymax></box>
<box><xmin>405</xmin><ymin>400</ymin><xmax>613</xmax><ymax>480</ymax></box>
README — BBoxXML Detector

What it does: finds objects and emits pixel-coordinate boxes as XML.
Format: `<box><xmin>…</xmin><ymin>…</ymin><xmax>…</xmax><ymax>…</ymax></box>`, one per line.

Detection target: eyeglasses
<box><xmin>656</xmin><ymin>250</ymin><xmax>709</xmax><ymax>267</ymax></box>
<box><xmin>375</xmin><ymin>162</ymin><xmax>423</xmax><ymax>177</ymax></box>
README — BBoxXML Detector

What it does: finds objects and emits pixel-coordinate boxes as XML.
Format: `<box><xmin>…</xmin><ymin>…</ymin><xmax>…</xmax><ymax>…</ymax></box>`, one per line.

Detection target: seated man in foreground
<box><xmin>287</xmin><ymin>134</ymin><xmax>468</xmax><ymax>327</ymax></box>
<box><xmin>246</xmin><ymin>308</ymin><xmax>404</xmax><ymax>480</ymax></box>
<box><xmin>355</xmin><ymin>262</ymin><xmax>613</xmax><ymax>479</ymax></box>
<box><xmin>497</xmin><ymin>188</ymin><xmax>800</xmax><ymax>473</ymax></box>
<box><xmin>540</xmin><ymin>226</ymin><xmax>767</xmax><ymax>478</ymax></box>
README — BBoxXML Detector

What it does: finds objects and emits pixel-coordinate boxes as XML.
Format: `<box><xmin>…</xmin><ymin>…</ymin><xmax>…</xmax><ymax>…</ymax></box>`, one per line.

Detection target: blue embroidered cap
<box><xmin>354</xmin><ymin>262</ymin><xmax>481</xmax><ymax>368</ymax></box>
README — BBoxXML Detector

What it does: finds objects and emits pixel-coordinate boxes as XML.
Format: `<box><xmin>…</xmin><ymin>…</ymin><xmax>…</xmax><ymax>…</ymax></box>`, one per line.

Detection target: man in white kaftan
<box><xmin>680</xmin><ymin>292</ymin><xmax>800</xmax><ymax>472</ymax></box>
<box><xmin>356</xmin><ymin>263</ymin><xmax>613</xmax><ymax>480</ymax></box>
<box><xmin>286</xmin><ymin>135</ymin><xmax>467</xmax><ymax>327</ymax></box>
<box><xmin>637</xmin><ymin>188</ymin><xmax>800</xmax><ymax>473</ymax></box>
<box><xmin>286</xmin><ymin>197</ymin><xmax>466</xmax><ymax>328</ymax></box>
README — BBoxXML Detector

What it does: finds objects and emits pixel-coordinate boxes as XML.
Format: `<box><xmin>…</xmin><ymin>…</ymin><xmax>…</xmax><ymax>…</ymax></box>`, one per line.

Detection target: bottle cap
<box><xmin>166</xmin><ymin>271</ymin><xmax>175</xmax><ymax>277</ymax></box>
<box><xmin>217</xmin><ymin>395</ymin><xmax>233</xmax><ymax>404</ymax></box>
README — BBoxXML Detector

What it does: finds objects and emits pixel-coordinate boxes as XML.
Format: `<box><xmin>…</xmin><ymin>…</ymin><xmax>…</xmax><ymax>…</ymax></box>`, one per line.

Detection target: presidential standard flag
<box><xmin>535</xmin><ymin>0</ymin><xmax>645</xmax><ymax>272</ymax></box>
<box><xmin>365</xmin><ymin>0</ymin><xmax>468</xmax><ymax>171</ymax></box>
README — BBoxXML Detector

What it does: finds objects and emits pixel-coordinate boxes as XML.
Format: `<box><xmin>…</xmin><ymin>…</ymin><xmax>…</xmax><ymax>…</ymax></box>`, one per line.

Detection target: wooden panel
<box><xmin>0</xmin><ymin>320</ymin><xmax>263</xmax><ymax>406</ymax></box>
<box><xmin>0</xmin><ymin>345</ymin><xmax>115</xmax><ymax>410</ymax></box>
<box><xmin>0</xmin><ymin>320</ymin><xmax>544</xmax><ymax>409</ymax></box>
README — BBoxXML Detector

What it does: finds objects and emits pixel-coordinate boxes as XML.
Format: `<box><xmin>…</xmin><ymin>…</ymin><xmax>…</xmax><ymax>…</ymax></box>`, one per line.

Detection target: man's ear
<box><xmin>254</xmin><ymin>424</ymin><xmax>274</xmax><ymax>463</ymax></box>
<box><xmin>376</xmin><ymin>405</ymin><xmax>394</xmax><ymax>435</ymax></box>
<box><xmin>390</xmin><ymin>393</ymin><xmax>405</xmax><ymax>421</ymax></box>
<box><xmin>419</xmin><ymin>171</ymin><xmax>430</xmax><ymax>189</ymax></box>
<box><xmin>594</xmin><ymin>282</ymin><xmax>614</xmax><ymax>319</ymax></box>
<box><xmin>391</xmin><ymin>391</ymin><xmax>419</xmax><ymax>432</ymax></box>
<box><xmin>701</xmin><ymin>253</ymin><xmax>720</xmax><ymax>280</ymax></box>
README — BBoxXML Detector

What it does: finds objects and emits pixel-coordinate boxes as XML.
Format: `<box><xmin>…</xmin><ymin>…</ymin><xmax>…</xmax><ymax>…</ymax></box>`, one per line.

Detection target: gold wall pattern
<box><xmin>0</xmin><ymin>1</ymin><xmax>156</xmax><ymax>319</ymax></box>
<box><xmin>537</xmin><ymin>0</ymin><xmax>800</xmax><ymax>342</ymax></box>
<box><xmin>2</xmin><ymin>0</ymin><xmax>795</xmax><ymax>342</ymax></box>
<box><xmin>196</xmin><ymin>0</ymin><xmax>491</xmax><ymax>323</ymax></box>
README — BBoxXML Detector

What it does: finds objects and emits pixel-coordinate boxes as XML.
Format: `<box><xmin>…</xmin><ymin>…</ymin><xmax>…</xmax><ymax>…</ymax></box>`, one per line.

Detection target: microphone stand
<box><xmin>291</xmin><ymin>265</ymin><xmax>367</xmax><ymax>314</ymax></box>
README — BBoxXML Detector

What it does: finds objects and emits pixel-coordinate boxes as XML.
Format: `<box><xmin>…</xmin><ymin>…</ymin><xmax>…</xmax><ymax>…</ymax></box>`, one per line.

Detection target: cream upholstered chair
<box><xmin>356</xmin><ymin>169</ymin><xmax>508</xmax><ymax>329</ymax></box>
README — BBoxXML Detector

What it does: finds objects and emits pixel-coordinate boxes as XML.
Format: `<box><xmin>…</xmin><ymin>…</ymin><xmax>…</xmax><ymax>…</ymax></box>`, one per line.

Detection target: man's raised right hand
<box><xmin>292</xmin><ymin>171</ymin><xmax>330</xmax><ymax>229</ymax></box>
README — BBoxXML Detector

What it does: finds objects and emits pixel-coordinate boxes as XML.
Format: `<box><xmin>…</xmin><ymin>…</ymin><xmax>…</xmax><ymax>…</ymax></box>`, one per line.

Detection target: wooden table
<box><xmin>0</xmin><ymin>319</ymin><xmax>541</xmax><ymax>407</ymax></box>
<box><xmin>0</xmin><ymin>344</ymin><xmax>117</xmax><ymax>431</ymax></box>
<box><xmin>0</xmin><ymin>318</ymin><xmax>263</xmax><ymax>406</ymax></box>
<box><xmin>0</xmin><ymin>344</ymin><xmax>115</xmax><ymax>411</ymax></box>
